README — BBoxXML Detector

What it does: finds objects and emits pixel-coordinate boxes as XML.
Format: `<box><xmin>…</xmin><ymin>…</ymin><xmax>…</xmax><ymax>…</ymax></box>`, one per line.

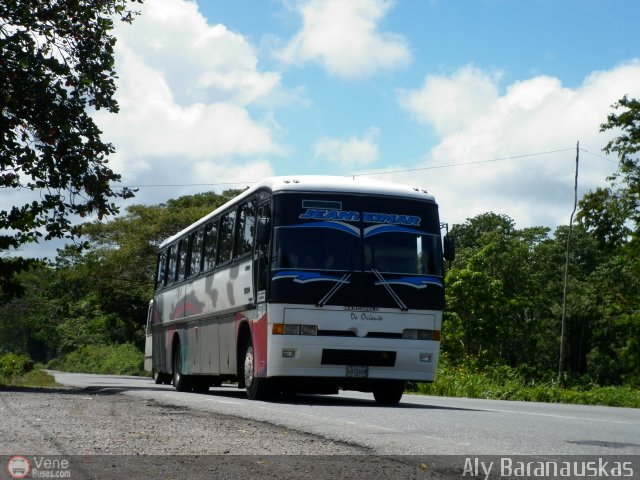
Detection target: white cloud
<box><xmin>114</xmin><ymin>0</ymin><xmax>280</xmax><ymax>106</ymax></box>
<box><xmin>397</xmin><ymin>66</ymin><xmax>502</xmax><ymax>136</ymax></box>
<box><xmin>393</xmin><ymin>61</ymin><xmax>640</xmax><ymax>229</ymax></box>
<box><xmin>92</xmin><ymin>0</ymin><xmax>282</xmax><ymax>205</ymax></box>
<box><xmin>313</xmin><ymin>127</ymin><xmax>380</xmax><ymax>168</ymax></box>
<box><xmin>277</xmin><ymin>0</ymin><xmax>411</xmax><ymax>80</ymax></box>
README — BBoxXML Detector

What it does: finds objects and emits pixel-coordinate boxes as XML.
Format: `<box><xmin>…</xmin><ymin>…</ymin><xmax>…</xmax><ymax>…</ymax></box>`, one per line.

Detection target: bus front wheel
<box><xmin>243</xmin><ymin>342</ymin><xmax>269</xmax><ymax>400</ymax></box>
<box><xmin>372</xmin><ymin>380</ymin><xmax>405</xmax><ymax>406</ymax></box>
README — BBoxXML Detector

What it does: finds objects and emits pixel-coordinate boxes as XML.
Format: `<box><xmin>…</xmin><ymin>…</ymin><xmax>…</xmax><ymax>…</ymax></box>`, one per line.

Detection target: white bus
<box><xmin>147</xmin><ymin>176</ymin><xmax>454</xmax><ymax>405</ymax></box>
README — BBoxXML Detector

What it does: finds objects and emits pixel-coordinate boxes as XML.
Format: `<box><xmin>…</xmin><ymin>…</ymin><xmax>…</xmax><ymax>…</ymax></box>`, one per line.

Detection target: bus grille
<box><xmin>321</xmin><ymin>349</ymin><xmax>396</xmax><ymax>367</ymax></box>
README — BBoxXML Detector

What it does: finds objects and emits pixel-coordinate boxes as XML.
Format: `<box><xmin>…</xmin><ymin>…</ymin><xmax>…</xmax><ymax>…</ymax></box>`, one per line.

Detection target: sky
<box><xmin>10</xmin><ymin>0</ymin><xmax>640</xmax><ymax>257</ymax></box>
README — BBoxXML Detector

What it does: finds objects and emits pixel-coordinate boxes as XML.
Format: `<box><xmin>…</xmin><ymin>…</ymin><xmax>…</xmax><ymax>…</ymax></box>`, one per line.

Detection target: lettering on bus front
<box><xmin>298</xmin><ymin>208</ymin><xmax>421</xmax><ymax>227</ymax></box>
<box><xmin>350</xmin><ymin>312</ymin><xmax>384</xmax><ymax>321</ymax></box>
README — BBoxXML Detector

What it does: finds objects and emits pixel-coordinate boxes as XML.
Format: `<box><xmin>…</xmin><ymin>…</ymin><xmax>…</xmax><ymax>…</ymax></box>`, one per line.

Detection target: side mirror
<box><xmin>256</xmin><ymin>217</ymin><xmax>271</xmax><ymax>246</ymax></box>
<box><xmin>443</xmin><ymin>234</ymin><xmax>455</xmax><ymax>262</ymax></box>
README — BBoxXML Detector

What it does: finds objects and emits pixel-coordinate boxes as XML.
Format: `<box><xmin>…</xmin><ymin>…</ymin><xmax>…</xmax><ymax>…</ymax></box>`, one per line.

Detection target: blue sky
<box><xmin>11</xmin><ymin>0</ymin><xmax>640</xmax><ymax>258</ymax></box>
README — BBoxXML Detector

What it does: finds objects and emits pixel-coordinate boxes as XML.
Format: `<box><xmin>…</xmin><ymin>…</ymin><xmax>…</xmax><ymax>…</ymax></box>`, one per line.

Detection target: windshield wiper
<box><xmin>372</xmin><ymin>269</ymin><xmax>408</xmax><ymax>311</ymax></box>
<box><xmin>317</xmin><ymin>273</ymin><xmax>351</xmax><ymax>307</ymax></box>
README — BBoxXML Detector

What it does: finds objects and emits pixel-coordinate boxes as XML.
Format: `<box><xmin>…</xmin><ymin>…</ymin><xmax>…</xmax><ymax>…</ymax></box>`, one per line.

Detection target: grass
<box><xmin>408</xmin><ymin>359</ymin><xmax>640</xmax><ymax>408</ymax></box>
<box><xmin>0</xmin><ymin>369</ymin><xmax>59</xmax><ymax>388</ymax></box>
<box><xmin>48</xmin><ymin>343</ymin><xmax>146</xmax><ymax>376</ymax></box>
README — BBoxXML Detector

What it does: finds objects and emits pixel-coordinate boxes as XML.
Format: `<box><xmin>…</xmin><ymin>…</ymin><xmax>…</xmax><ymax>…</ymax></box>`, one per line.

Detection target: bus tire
<box><xmin>192</xmin><ymin>378</ymin><xmax>210</xmax><ymax>393</ymax></box>
<box><xmin>243</xmin><ymin>342</ymin><xmax>269</xmax><ymax>400</ymax></box>
<box><xmin>372</xmin><ymin>380</ymin><xmax>405</xmax><ymax>406</ymax></box>
<box><xmin>172</xmin><ymin>341</ymin><xmax>191</xmax><ymax>392</ymax></box>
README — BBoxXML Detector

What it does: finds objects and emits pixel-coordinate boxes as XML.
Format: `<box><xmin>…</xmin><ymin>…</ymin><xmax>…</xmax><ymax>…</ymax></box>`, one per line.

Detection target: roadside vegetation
<box><xmin>48</xmin><ymin>343</ymin><xmax>146</xmax><ymax>377</ymax></box>
<box><xmin>1</xmin><ymin>99</ymin><xmax>639</xmax><ymax>406</ymax></box>
<box><xmin>408</xmin><ymin>356</ymin><xmax>640</xmax><ymax>408</ymax></box>
<box><xmin>0</xmin><ymin>352</ymin><xmax>58</xmax><ymax>388</ymax></box>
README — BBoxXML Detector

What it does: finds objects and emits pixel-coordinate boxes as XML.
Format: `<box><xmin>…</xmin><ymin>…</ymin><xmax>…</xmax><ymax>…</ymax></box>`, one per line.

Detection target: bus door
<box><xmin>144</xmin><ymin>300</ymin><xmax>153</xmax><ymax>372</ymax></box>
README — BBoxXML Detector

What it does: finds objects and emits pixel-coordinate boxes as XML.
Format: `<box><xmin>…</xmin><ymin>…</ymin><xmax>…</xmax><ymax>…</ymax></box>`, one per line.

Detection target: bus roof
<box><xmin>159</xmin><ymin>176</ymin><xmax>436</xmax><ymax>248</ymax></box>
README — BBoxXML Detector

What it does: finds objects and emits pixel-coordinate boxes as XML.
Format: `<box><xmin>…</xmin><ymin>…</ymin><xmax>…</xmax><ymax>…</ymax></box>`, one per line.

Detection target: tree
<box><xmin>580</xmin><ymin>96</ymin><xmax>640</xmax><ymax>248</ymax></box>
<box><xmin>576</xmin><ymin>96</ymin><xmax>640</xmax><ymax>385</ymax></box>
<box><xmin>0</xmin><ymin>0</ymin><xmax>142</xmax><ymax>299</ymax></box>
<box><xmin>445</xmin><ymin>213</ymin><xmax>555</xmax><ymax>369</ymax></box>
<box><xmin>0</xmin><ymin>189</ymin><xmax>244</xmax><ymax>360</ymax></box>
<box><xmin>50</xmin><ymin>190</ymin><xmax>244</xmax><ymax>352</ymax></box>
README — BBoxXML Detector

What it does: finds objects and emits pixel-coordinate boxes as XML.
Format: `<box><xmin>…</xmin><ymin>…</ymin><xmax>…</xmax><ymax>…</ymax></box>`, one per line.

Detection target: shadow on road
<box><xmin>41</xmin><ymin>373</ymin><xmax>480</xmax><ymax>411</ymax></box>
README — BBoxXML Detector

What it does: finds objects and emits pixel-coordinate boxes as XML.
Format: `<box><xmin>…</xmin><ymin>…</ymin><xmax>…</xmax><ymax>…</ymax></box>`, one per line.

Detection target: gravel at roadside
<box><xmin>0</xmin><ymin>388</ymin><xmax>452</xmax><ymax>479</ymax></box>
<box><xmin>0</xmin><ymin>387</ymin><xmax>366</xmax><ymax>455</ymax></box>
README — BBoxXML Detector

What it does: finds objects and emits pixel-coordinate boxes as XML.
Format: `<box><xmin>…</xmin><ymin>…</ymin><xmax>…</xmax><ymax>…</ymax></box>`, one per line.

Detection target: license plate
<box><xmin>346</xmin><ymin>365</ymin><xmax>368</xmax><ymax>378</ymax></box>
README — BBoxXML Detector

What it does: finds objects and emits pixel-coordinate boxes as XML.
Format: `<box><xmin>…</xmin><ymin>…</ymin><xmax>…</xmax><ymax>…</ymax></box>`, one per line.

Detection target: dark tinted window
<box><xmin>176</xmin><ymin>238</ymin><xmax>188</xmax><ymax>281</ymax></box>
<box><xmin>202</xmin><ymin>222</ymin><xmax>218</xmax><ymax>271</ymax></box>
<box><xmin>189</xmin><ymin>229</ymin><xmax>204</xmax><ymax>276</ymax></box>
<box><xmin>166</xmin><ymin>245</ymin><xmax>176</xmax><ymax>285</ymax></box>
<box><xmin>234</xmin><ymin>199</ymin><xmax>256</xmax><ymax>258</ymax></box>
<box><xmin>155</xmin><ymin>250</ymin><xmax>167</xmax><ymax>290</ymax></box>
<box><xmin>217</xmin><ymin>210</ymin><xmax>236</xmax><ymax>264</ymax></box>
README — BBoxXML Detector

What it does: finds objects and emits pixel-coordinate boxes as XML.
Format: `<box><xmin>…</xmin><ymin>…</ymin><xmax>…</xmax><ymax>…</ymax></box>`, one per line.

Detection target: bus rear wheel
<box><xmin>172</xmin><ymin>341</ymin><xmax>191</xmax><ymax>392</ymax></box>
<box><xmin>153</xmin><ymin>369</ymin><xmax>163</xmax><ymax>384</ymax></box>
<box><xmin>243</xmin><ymin>342</ymin><xmax>270</xmax><ymax>400</ymax></box>
<box><xmin>372</xmin><ymin>380</ymin><xmax>405</xmax><ymax>406</ymax></box>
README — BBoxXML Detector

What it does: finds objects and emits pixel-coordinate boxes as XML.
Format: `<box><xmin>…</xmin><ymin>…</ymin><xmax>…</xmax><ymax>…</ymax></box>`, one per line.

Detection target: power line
<box><xmin>116</xmin><ymin>181</ymin><xmax>257</xmax><ymax>189</ymax></box>
<box><xmin>351</xmin><ymin>147</ymin><xmax>576</xmax><ymax>177</ymax></box>
<box><xmin>112</xmin><ymin>146</ymin><xmax>586</xmax><ymax>189</ymax></box>
<box><xmin>578</xmin><ymin>147</ymin><xmax>618</xmax><ymax>164</ymax></box>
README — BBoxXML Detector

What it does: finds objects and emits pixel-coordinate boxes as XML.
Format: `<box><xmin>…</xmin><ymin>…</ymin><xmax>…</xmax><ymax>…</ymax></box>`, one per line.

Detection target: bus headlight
<box><xmin>403</xmin><ymin>329</ymin><xmax>440</xmax><ymax>340</ymax></box>
<box><xmin>283</xmin><ymin>324</ymin><xmax>301</xmax><ymax>335</ymax></box>
<box><xmin>300</xmin><ymin>324</ymin><xmax>318</xmax><ymax>336</ymax></box>
<box><xmin>273</xmin><ymin>323</ymin><xmax>318</xmax><ymax>336</ymax></box>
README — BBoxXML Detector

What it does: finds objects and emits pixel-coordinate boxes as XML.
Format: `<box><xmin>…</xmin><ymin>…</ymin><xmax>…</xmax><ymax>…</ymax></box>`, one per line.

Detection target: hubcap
<box><xmin>175</xmin><ymin>349</ymin><xmax>182</xmax><ymax>382</ymax></box>
<box><xmin>244</xmin><ymin>347</ymin><xmax>254</xmax><ymax>388</ymax></box>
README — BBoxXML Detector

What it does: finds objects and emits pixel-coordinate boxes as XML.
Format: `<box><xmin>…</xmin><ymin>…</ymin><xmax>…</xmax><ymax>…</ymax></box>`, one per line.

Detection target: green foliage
<box><xmin>410</xmin><ymin>356</ymin><xmax>640</xmax><ymax>408</ymax></box>
<box><xmin>48</xmin><ymin>343</ymin><xmax>144</xmax><ymax>376</ymax></box>
<box><xmin>581</xmin><ymin>96</ymin><xmax>640</xmax><ymax>250</ymax></box>
<box><xmin>0</xmin><ymin>352</ymin><xmax>34</xmax><ymax>377</ymax></box>
<box><xmin>444</xmin><ymin>206</ymin><xmax>640</xmax><ymax>387</ymax></box>
<box><xmin>0</xmin><ymin>369</ymin><xmax>58</xmax><ymax>388</ymax></box>
<box><xmin>0</xmin><ymin>189</ymin><xmax>244</xmax><ymax>376</ymax></box>
<box><xmin>445</xmin><ymin>214</ymin><xmax>556</xmax><ymax>369</ymax></box>
<box><xmin>0</xmin><ymin>0</ymin><xmax>142</xmax><ymax>300</ymax></box>
<box><xmin>0</xmin><ymin>264</ymin><xmax>60</xmax><ymax>362</ymax></box>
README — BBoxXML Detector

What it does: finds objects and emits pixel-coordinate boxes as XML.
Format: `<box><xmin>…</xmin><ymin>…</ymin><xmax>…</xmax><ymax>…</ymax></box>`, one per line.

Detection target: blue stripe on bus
<box><xmin>363</xmin><ymin>224</ymin><xmax>426</xmax><ymax>237</ymax></box>
<box><xmin>373</xmin><ymin>276</ymin><xmax>443</xmax><ymax>289</ymax></box>
<box><xmin>272</xmin><ymin>271</ymin><xmax>351</xmax><ymax>284</ymax></box>
<box><xmin>288</xmin><ymin>221</ymin><xmax>361</xmax><ymax>237</ymax></box>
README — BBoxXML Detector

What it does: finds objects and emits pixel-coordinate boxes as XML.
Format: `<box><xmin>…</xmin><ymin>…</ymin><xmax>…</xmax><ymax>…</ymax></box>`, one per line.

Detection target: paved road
<box><xmin>51</xmin><ymin>371</ymin><xmax>640</xmax><ymax>457</ymax></box>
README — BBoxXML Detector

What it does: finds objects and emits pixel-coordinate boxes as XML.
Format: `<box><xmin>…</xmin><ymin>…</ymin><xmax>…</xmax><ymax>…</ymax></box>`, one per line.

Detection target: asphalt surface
<box><xmin>3</xmin><ymin>372</ymin><xmax>639</xmax><ymax>479</ymax></box>
<box><xmin>51</xmin><ymin>372</ymin><xmax>640</xmax><ymax>455</ymax></box>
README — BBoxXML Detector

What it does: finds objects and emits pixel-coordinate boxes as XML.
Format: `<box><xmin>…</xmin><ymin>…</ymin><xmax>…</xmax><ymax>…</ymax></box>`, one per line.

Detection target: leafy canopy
<box><xmin>579</xmin><ymin>96</ymin><xmax>640</xmax><ymax>249</ymax></box>
<box><xmin>0</xmin><ymin>0</ymin><xmax>142</xmax><ymax>299</ymax></box>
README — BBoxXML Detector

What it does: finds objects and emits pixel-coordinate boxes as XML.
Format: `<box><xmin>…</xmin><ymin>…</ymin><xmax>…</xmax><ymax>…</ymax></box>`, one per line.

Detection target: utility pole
<box><xmin>558</xmin><ymin>141</ymin><xmax>579</xmax><ymax>383</ymax></box>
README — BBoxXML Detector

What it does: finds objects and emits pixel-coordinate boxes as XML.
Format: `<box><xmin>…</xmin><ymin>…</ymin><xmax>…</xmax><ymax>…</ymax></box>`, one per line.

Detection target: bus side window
<box><xmin>155</xmin><ymin>250</ymin><xmax>167</xmax><ymax>290</ymax></box>
<box><xmin>166</xmin><ymin>245</ymin><xmax>177</xmax><ymax>285</ymax></box>
<box><xmin>217</xmin><ymin>210</ymin><xmax>236</xmax><ymax>265</ymax></box>
<box><xmin>176</xmin><ymin>238</ymin><xmax>188</xmax><ymax>282</ymax></box>
<box><xmin>255</xmin><ymin>203</ymin><xmax>270</xmax><ymax>295</ymax></box>
<box><xmin>189</xmin><ymin>228</ymin><xmax>204</xmax><ymax>277</ymax></box>
<box><xmin>202</xmin><ymin>221</ymin><xmax>218</xmax><ymax>271</ymax></box>
<box><xmin>234</xmin><ymin>198</ymin><xmax>256</xmax><ymax>259</ymax></box>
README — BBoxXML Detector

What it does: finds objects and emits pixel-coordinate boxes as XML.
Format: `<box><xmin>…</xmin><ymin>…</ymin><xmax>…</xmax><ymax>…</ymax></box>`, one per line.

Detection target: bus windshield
<box><xmin>272</xmin><ymin>223</ymin><xmax>361</xmax><ymax>271</ymax></box>
<box><xmin>364</xmin><ymin>229</ymin><xmax>443</xmax><ymax>276</ymax></box>
<box><xmin>271</xmin><ymin>193</ymin><xmax>443</xmax><ymax>277</ymax></box>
